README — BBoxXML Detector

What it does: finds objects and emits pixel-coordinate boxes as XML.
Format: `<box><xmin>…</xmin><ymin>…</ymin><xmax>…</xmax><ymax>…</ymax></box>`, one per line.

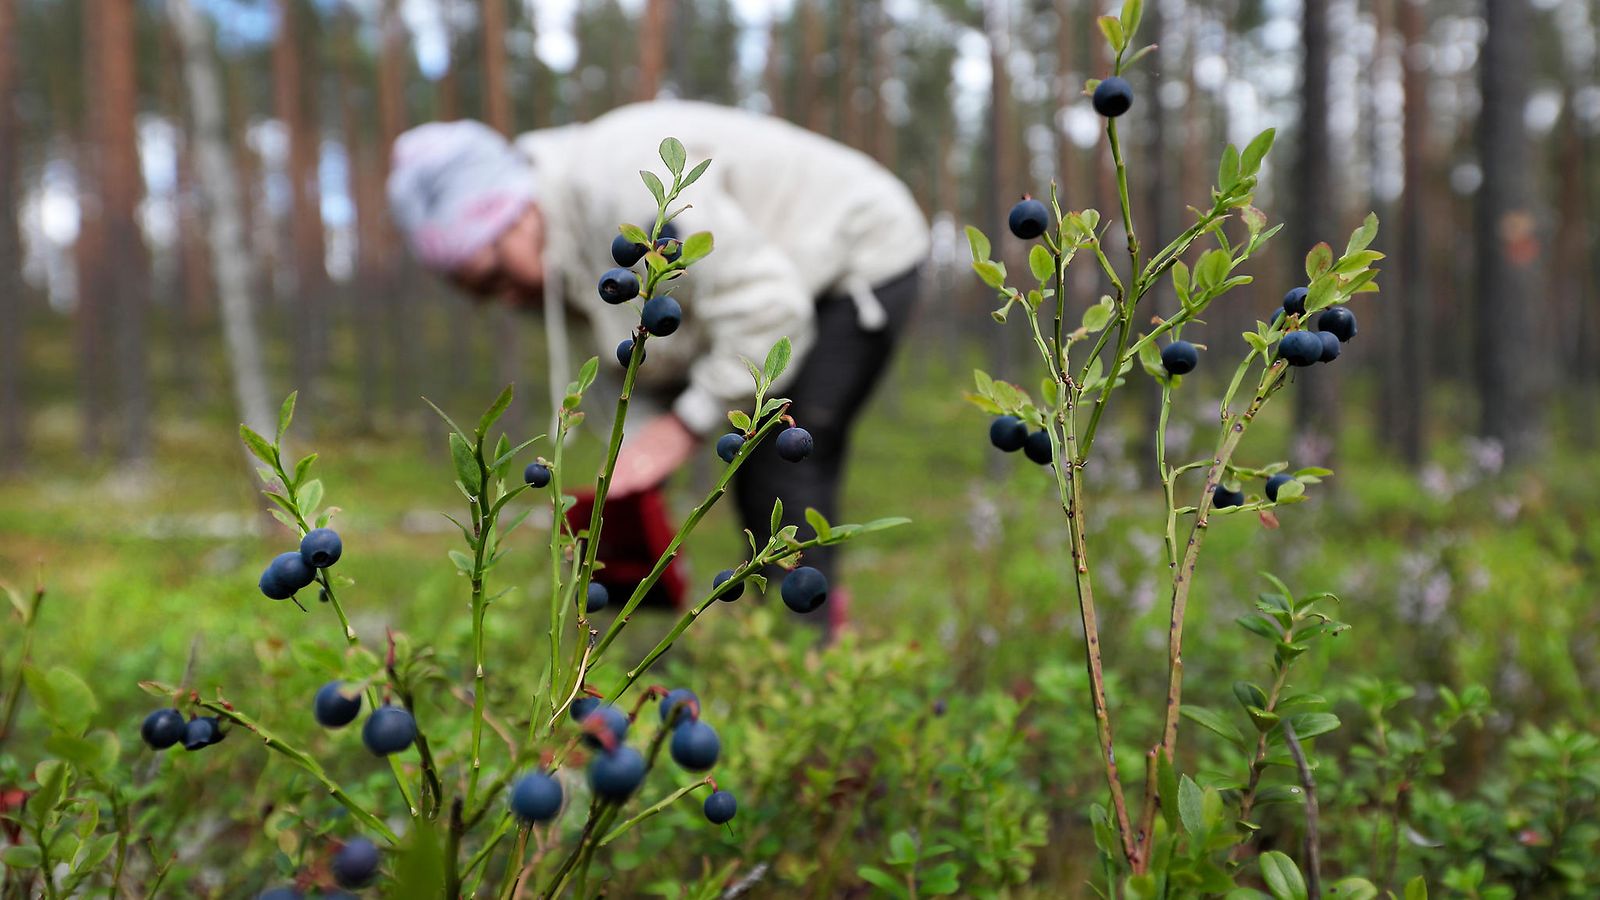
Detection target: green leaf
<box><xmin>292</xmin><ymin>453</ymin><xmax>317</xmax><ymax>489</ymax></box>
<box><xmin>728</xmin><ymin>410</ymin><xmax>752</xmax><ymax>432</ymax></box>
<box><xmin>1124</xmin><ymin>874</ymin><xmax>1158</xmax><ymax>900</ymax></box>
<box><xmin>1289</xmin><ymin>712</ymin><xmax>1341</xmax><ymax>739</ymax></box>
<box><xmin>1172</xmin><ymin>260</ymin><xmax>1191</xmax><ymax>306</ymax></box>
<box><xmin>449</xmin><ymin>432</ymin><xmax>482</xmax><ymax>494</ymax></box>
<box><xmin>1097</xmin><ymin>15</ymin><xmax>1125</xmax><ymax>52</ymax></box>
<box><xmin>1233</xmin><ymin>681</ymin><xmax>1269</xmax><ymax>710</ymax></box>
<box><xmin>856</xmin><ymin>516</ymin><xmax>911</xmax><ymax>535</ymax></box>
<box><xmin>1082</xmin><ymin>303</ymin><xmax>1114</xmax><ymax>334</ymax></box>
<box><xmin>394</xmin><ymin>818</ymin><xmax>447</xmax><ymax>895</ymax></box>
<box><xmin>679</xmin><ymin>231</ymin><xmax>714</xmax><ymax>266</ymax></box>
<box><xmin>888</xmin><ymin>830</ymin><xmax>917</xmax><ymax>865</ymax></box>
<box><xmin>1241</xmin><ymin>129</ymin><xmax>1276</xmax><ymax>176</ymax></box>
<box><xmin>1181</xmin><ymin>705</ymin><xmax>1245</xmax><ymax>748</ymax></box>
<box><xmin>1119</xmin><ymin>0</ymin><xmax>1143</xmax><ymax>40</ymax></box>
<box><xmin>240</xmin><ymin>425</ymin><xmax>276</xmax><ymax>467</ymax></box>
<box><xmin>973</xmin><ymin>260</ymin><xmax>1007</xmax><ymax>290</ymax></box>
<box><xmin>763</xmin><ymin>337</ymin><xmax>794</xmax><ymax>385</ymax></box>
<box><xmin>965</xmin><ymin>225</ymin><xmax>991</xmax><ymax>264</ymax></box>
<box><xmin>1345</xmin><ymin>212</ymin><xmax>1379</xmax><ymax>256</ymax></box>
<box><xmin>25</xmin><ymin>666</ymin><xmax>98</xmax><ymax>736</ymax></box>
<box><xmin>1198</xmin><ymin>248</ymin><xmax>1231</xmax><ymax>289</ymax></box>
<box><xmin>1218</xmin><ymin>144</ymin><xmax>1241</xmax><ymax>190</ymax></box>
<box><xmin>1403</xmin><ymin>876</ymin><xmax>1428</xmax><ymax>900</ymax></box>
<box><xmin>804</xmin><ymin>507</ymin><xmax>832</xmax><ymax>542</ymax></box>
<box><xmin>659</xmin><ymin>137</ymin><xmax>686</xmax><ymax>177</ymax></box>
<box><xmin>620</xmin><ymin>223</ymin><xmax>650</xmax><ymax>245</ymax></box>
<box><xmin>1273</xmin><ymin>479</ymin><xmax>1305</xmax><ymax>501</ymax></box>
<box><xmin>1328</xmin><ymin>878</ymin><xmax>1379</xmax><ymax>900</ymax></box>
<box><xmin>1</xmin><ymin>845</ymin><xmax>41</xmax><ymax>869</ymax></box>
<box><xmin>1178</xmin><ymin>775</ymin><xmax>1205</xmax><ymax>837</ymax></box>
<box><xmin>421</xmin><ymin>397</ymin><xmax>470</xmax><ymax>440</ymax></box>
<box><xmin>296</xmin><ymin>479</ymin><xmax>324</xmax><ymax>516</ymax></box>
<box><xmin>640</xmin><ymin>170</ymin><xmax>666</xmax><ymax>205</ymax></box>
<box><xmin>276</xmin><ymin>391</ymin><xmax>297</xmax><ymax>442</ymax></box>
<box><xmin>577</xmin><ymin>356</ymin><xmax>600</xmax><ymax>395</ymax></box>
<box><xmin>857</xmin><ymin>867</ymin><xmax>909</xmax><ymax>899</ymax></box>
<box><xmin>477</xmin><ymin>385</ymin><xmax>515</xmax><ymax>437</ymax></box>
<box><xmin>769</xmin><ymin>498</ymin><xmax>784</xmax><ymax>536</ymax></box>
<box><xmin>448</xmin><ymin>549</ymin><xmax>474</xmax><ymax>573</ymax></box>
<box><xmin>1304</xmin><ymin>242</ymin><xmax>1334</xmax><ymax>280</ymax></box>
<box><xmin>680</xmin><ymin>157</ymin><xmax>712</xmax><ymax>190</ymax></box>
<box><xmin>1259</xmin><ymin>851</ymin><xmax>1308</xmax><ymax>900</ymax></box>
<box><xmin>1029</xmin><ymin>244</ymin><xmax>1055</xmax><ymax>283</ymax></box>
<box><xmin>1157</xmin><ymin>752</ymin><xmax>1179</xmax><ymax>830</ymax></box>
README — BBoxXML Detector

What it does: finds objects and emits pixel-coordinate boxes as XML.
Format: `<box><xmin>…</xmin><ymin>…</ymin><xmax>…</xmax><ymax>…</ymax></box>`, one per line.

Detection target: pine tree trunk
<box><xmin>479</xmin><ymin>0</ymin><xmax>524</xmax><ymax>439</ymax></box>
<box><xmin>0</xmin><ymin>0</ymin><xmax>23</xmax><ymax>465</ymax></box>
<box><xmin>169</xmin><ymin>0</ymin><xmax>276</xmax><ymax>439</ymax></box>
<box><xmin>1475</xmin><ymin>0</ymin><xmax>1543</xmax><ymax>463</ymax></box>
<box><xmin>638</xmin><ymin>0</ymin><xmax>671</xmax><ymax>101</ymax></box>
<box><xmin>77</xmin><ymin>8</ymin><xmax>108</xmax><ymax>456</ymax></box>
<box><xmin>1291</xmin><ymin>0</ymin><xmax>1339</xmax><ymax>466</ymax></box>
<box><xmin>1388</xmin><ymin>0</ymin><xmax>1429</xmax><ymax>464</ymax></box>
<box><xmin>273</xmin><ymin>0</ymin><xmax>328</xmax><ymax>408</ymax></box>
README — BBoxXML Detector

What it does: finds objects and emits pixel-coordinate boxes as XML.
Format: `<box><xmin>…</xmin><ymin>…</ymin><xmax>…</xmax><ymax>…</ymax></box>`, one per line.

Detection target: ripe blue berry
<box><xmin>1161</xmin><ymin>341</ymin><xmax>1200</xmax><ymax>375</ymax></box>
<box><xmin>141</xmin><ymin>708</ymin><xmax>186</xmax><ymax>750</ymax></box>
<box><xmin>314</xmin><ymin>682</ymin><xmax>363</xmax><ymax>729</ymax></box>
<box><xmin>584</xmin><ymin>581</ymin><xmax>609</xmax><ymax>613</ymax></box>
<box><xmin>1007</xmin><ymin>198</ymin><xmax>1050</xmax><ymax>240</ymax></box>
<box><xmin>616</xmin><ymin>338</ymin><xmax>643</xmax><ymax>368</ymax></box>
<box><xmin>1316</xmin><ymin>306</ymin><xmax>1357</xmax><ymax>342</ymax></box>
<box><xmin>1093</xmin><ymin>76</ymin><xmax>1134</xmax><ymax>117</ymax></box>
<box><xmin>989</xmin><ymin>415</ymin><xmax>1028</xmax><ymax>452</ymax></box>
<box><xmin>713</xmin><ymin>569</ymin><xmax>744</xmax><ymax>602</ymax></box>
<box><xmin>1282</xmin><ymin>287</ymin><xmax>1309</xmax><ymax>317</ymax></box>
<box><xmin>570</xmin><ymin>696</ymin><xmax>600</xmax><ymax>722</ymax></box>
<box><xmin>655</xmin><ymin>237</ymin><xmax>682</xmax><ymax>262</ymax></box>
<box><xmin>332</xmin><ymin>837</ymin><xmax>380</xmax><ymax>889</ymax></box>
<box><xmin>589</xmin><ymin>745</ymin><xmax>647</xmax><ymax>801</ymax></box>
<box><xmin>182</xmin><ymin>716</ymin><xmax>223</xmax><ymax>751</ymax></box>
<box><xmin>776</xmin><ymin>427</ymin><xmax>813</xmax><ymax>462</ymax></box>
<box><xmin>598</xmin><ymin>267</ymin><xmax>641</xmax><ymax>304</ymax></box>
<box><xmin>299</xmin><ymin>528</ymin><xmax>342</xmax><ymax>569</ymax></box>
<box><xmin>259</xmin><ymin>551</ymin><xmax>315</xmax><ymax>600</ymax></box>
<box><xmin>659</xmin><ymin>688</ymin><xmax>699</xmax><ymax>725</ymax></box>
<box><xmin>1212</xmin><ymin>484</ymin><xmax>1246</xmax><ymax>509</ymax></box>
<box><xmin>703</xmin><ymin>790</ymin><xmax>737</xmax><ymax>824</ymax></box>
<box><xmin>362</xmin><ymin>706</ymin><xmax>417</xmax><ymax>756</ymax></box>
<box><xmin>1277</xmin><ymin>331</ymin><xmax>1322</xmax><ymax>367</ymax></box>
<box><xmin>670</xmin><ymin>719</ymin><xmax>721</xmax><ymax>772</ymax></box>
<box><xmin>510</xmin><ymin>772</ymin><xmax>564</xmax><ymax>823</ymax></box>
<box><xmin>1317</xmin><ymin>331</ymin><xmax>1341</xmax><ymax>363</ymax></box>
<box><xmin>781</xmin><ymin>566</ymin><xmax>828</xmax><ymax>614</ymax></box>
<box><xmin>641</xmin><ymin>296</ymin><xmax>682</xmax><ymax>336</ymax></box>
<box><xmin>580</xmin><ymin>705</ymin><xmax>629</xmax><ymax>749</ymax></box>
<box><xmin>611</xmin><ymin>233</ymin><xmax>649</xmax><ymax>267</ymax></box>
<box><xmin>1023</xmin><ymin>429</ymin><xmax>1053</xmax><ymax>466</ymax></box>
<box><xmin>1265</xmin><ymin>473</ymin><xmax>1295</xmax><ymax>502</ymax></box>
<box><xmin>524</xmin><ymin>462</ymin><xmax>552</xmax><ymax>488</ymax></box>
<box><xmin>716</xmin><ymin>433</ymin><xmax>745</xmax><ymax>463</ymax></box>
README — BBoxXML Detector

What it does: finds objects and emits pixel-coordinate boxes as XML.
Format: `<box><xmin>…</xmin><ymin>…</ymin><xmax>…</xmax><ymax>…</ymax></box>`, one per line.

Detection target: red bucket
<box><xmin>564</xmin><ymin>486</ymin><xmax>687</xmax><ymax>612</ymax></box>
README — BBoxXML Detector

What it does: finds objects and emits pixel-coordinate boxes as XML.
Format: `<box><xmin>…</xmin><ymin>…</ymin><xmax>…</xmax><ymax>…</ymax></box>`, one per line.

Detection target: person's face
<box><xmin>450</xmin><ymin>205</ymin><xmax>546</xmax><ymax>311</ymax></box>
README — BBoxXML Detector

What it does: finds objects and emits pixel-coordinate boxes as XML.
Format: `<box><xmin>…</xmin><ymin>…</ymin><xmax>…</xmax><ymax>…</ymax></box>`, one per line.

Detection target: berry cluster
<box><xmin>604</xmin><ymin>221</ymin><xmax>684</xmax><ymax>345</ymax></box>
<box><xmin>139</xmin><ymin>707</ymin><xmax>225</xmax><ymax>753</ymax></box>
<box><xmin>1276</xmin><ymin>286</ymin><xmax>1357</xmax><ymax>367</ymax></box>
<box><xmin>258</xmin><ymin>528</ymin><xmax>342</xmax><ymax>602</ymax></box>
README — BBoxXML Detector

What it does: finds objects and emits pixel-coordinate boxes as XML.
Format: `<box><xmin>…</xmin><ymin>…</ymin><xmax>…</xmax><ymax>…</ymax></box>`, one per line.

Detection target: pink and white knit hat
<box><xmin>386</xmin><ymin>120</ymin><xmax>538</xmax><ymax>273</ymax></box>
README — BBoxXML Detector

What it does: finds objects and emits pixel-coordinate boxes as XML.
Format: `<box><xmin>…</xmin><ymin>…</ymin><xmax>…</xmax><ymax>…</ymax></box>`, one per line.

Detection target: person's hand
<box><xmin>608</xmin><ymin>414</ymin><xmax>700</xmax><ymax>497</ymax></box>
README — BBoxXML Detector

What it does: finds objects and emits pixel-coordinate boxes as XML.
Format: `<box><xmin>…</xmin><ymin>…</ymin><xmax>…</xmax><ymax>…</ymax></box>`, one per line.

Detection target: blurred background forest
<box><xmin>0</xmin><ymin>0</ymin><xmax>1594</xmax><ymax>463</ymax></box>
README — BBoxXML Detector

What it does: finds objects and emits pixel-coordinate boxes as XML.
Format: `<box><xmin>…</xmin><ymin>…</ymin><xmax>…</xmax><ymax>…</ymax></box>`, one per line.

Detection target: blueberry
<box><xmin>1266</xmin><ymin>308</ymin><xmax>1286</xmax><ymax>327</ymax></box>
<box><xmin>1093</xmin><ymin>76</ymin><xmax>1134</xmax><ymax>117</ymax></box>
<box><xmin>712</xmin><ymin>569</ymin><xmax>744</xmax><ymax>602</ymax></box>
<box><xmin>314</xmin><ymin>681</ymin><xmax>363</xmax><ymax>729</ymax></box>
<box><xmin>655</xmin><ymin>237</ymin><xmax>682</xmax><ymax>262</ymax></box>
<box><xmin>598</xmin><ymin>267</ymin><xmax>641</xmax><ymax>305</ymax></box>
<box><xmin>182</xmin><ymin>716</ymin><xmax>223</xmax><ymax>751</ymax></box>
<box><xmin>509</xmin><ymin>772</ymin><xmax>564</xmax><ymax>823</ymax></box>
<box><xmin>524</xmin><ymin>462</ymin><xmax>552</xmax><ymax>488</ymax></box>
<box><xmin>641</xmin><ymin>296</ymin><xmax>681</xmax><ymax>336</ymax></box>
<box><xmin>780</xmin><ymin>566</ymin><xmax>828</xmax><ymax>614</ymax></box>
<box><xmin>589</xmin><ymin>745</ymin><xmax>647</xmax><ymax>801</ymax></box>
<box><xmin>141</xmin><ymin>708</ymin><xmax>186</xmax><ymax>751</ymax></box>
<box><xmin>659</xmin><ymin>688</ymin><xmax>699</xmax><ymax>725</ymax></box>
<box><xmin>584</xmin><ymin>581</ymin><xmax>609</xmax><ymax>614</ymax></box>
<box><xmin>1317</xmin><ymin>331</ymin><xmax>1341</xmax><ymax>363</ymax></box>
<box><xmin>299</xmin><ymin>528</ymin><xmax>343</xmax><ymax>569</ymax></box>
<box><xmin>258</xmin><ymin>888</ymin><xmax>302</xmax><ymax>900</ymax></box>
<box><xmin>1212</xmin><ymin>484</ymin><xmax>1246</xmax><ymax>509</ymax></box>
<box><xmin>616</xmin><ymin>338</ymin><xmax>643</xmax><ymax>368</ymax></box>
<box><xmin>362</xmin><ymin>706</ymin><xmax>417</xmax><ymax>756</ymax></box>
<box><xmin>1007</xmin><ymin>198</ymin><xmax>1050</xmax><ymax>240</ymax></box>
<box><xmin>1023</xmin><ymin>429</ymin><xmax>1053</xmax><ymax>466</ymax></box>
<box><xmin>570</xmin><ymin>696</ymin><xmax>601</xmax><ymax>722</ymax></box>
<box><xmin>1277</xmin><ymin>331</ymin><xmax>1322</xmax><ymax>368</ymax></box>
<box><xmin>580</xmin><ymin>705</ymin><xmax>629</xmax><ymax>749</ymax></box>
<box><xmin>670</xmin><ymin>719</ymin><xmax>721</xmax><ymax>771</ymax></box>
<box><xmin>1161</xmin><ymin>340</ymin><xmax>1200</xmax><ymax>376</ymax></box>
<box><xmin>259</xmin><ymin>551</ymin><xmax>316</xmax><ymax>600</ymax></box>
<box><xmin>1265</xmin><ymin>473</ymin><xmax>1295</xmax><ymax>503</ymax></box>
<box><xmin>1282</xmin><ymin>287</ymin><xmax>1309</xmax><ymax>317</ymax></box>
<box><xmin>1316</xmin><ymin>306</ymin><xmax>1357</xmax><ymax>342</ymax></box>
<box><xmin>989</xmin><ymin>415</ymin><xmax>1027</xmax><ymax>452</ymax></box>
<box><xmin>716</xmin><ymin>433</ymin><xmax>745</xmax><ymax>463</ymax></box>
<box><xmin>612</xmin><ymin>233</ymin><xmax>649</xmax><ymax>267</ymax></box>
<box><xmin>776</xmin><ymin>427</ymin><xmax>813</xmax><ymax>463</ymax></box>
<box><xmin>703</xmin><ymin>789</ymin><xmax>737</xmax><ymax>825</ymax></box>
<box><xmin>331</xmin><ymin>837</ymin><xmax>380</xmax><ymax>889</ymax></box>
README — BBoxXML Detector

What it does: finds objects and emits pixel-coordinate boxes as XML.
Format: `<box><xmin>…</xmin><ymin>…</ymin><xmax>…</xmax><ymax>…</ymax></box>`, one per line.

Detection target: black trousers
<box><xmin>731</xmin><ymin>266</ymin><xmax>921</xmax><ymax>614</ymax></box>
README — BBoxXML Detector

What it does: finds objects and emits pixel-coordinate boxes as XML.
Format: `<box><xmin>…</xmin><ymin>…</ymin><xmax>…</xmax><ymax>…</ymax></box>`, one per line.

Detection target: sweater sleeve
<box><xmin>668</xmin><ymin>182</ymin><xmax>816</xmax><ymax>436</ymax></box>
